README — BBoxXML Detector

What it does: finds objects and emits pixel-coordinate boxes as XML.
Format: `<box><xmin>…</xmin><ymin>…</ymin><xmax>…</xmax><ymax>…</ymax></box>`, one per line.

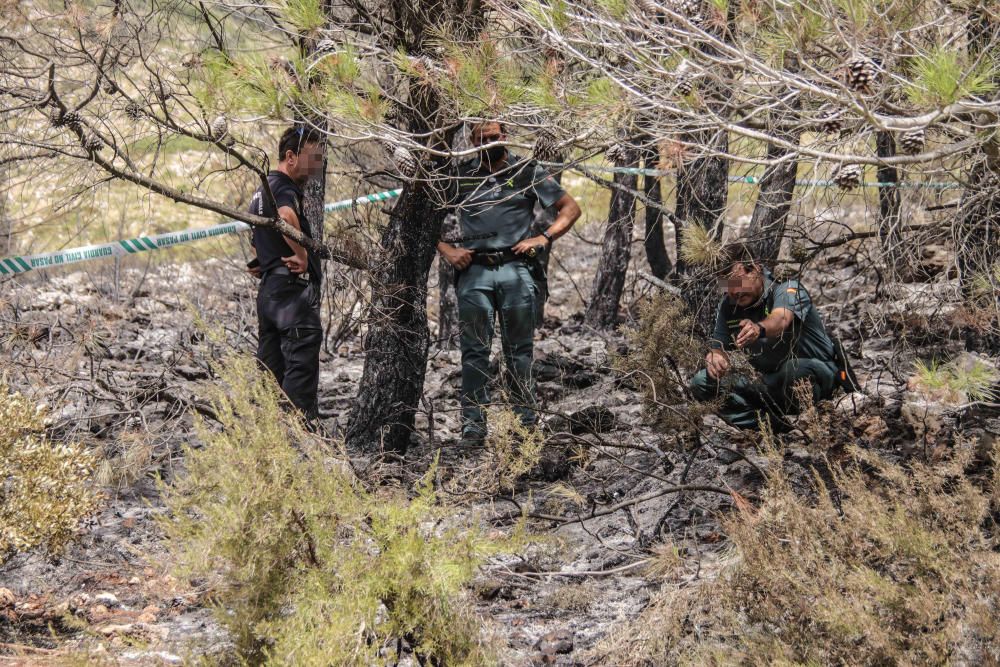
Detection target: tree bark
<box><xmin>673</xmin><ymin>129</ymin><xmax>729</xmax><ymax>275</ymax></box>
<box><xmin>641</xmin><ymin>144</ymin><xmax>671</xmax><ymax>279</ymax></box>
<box><xmin>346</xmin><ymin>184</ymin><xmax>445</xmax><ymax>453</ymax></box>
<box><xmin>875</xmin><ymin>131</ymin><xmax>902</xmax><ymax>273</ymax></box>
<box><xmin>745</xmin><ymin>55</ymin><xmax>800</xmax><ymax>265</ymax></box>
<box><xmin>585</xmin><ymin>145</ymin><xmax>639</xmax><ymax>329</ymax></box>
<box><xmin>436</xmin><ymin>213</ymin><xmax>459</xmax><ymax>347</ymax></box>
<box><xmin>745</xmin><ymin>144</ymin><xmax>797</xmax><ymax>265</ymax></box>
<box><xmin>672</xmin><ymin>130</ymin><xmax>729</xmax><ymax>337</ymax></box>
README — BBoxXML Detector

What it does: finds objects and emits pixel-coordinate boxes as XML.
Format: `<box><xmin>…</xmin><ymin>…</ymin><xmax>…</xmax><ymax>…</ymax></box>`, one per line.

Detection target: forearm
<box><xmin>436</xmin><ymin>241</ymin><xmax>453</xmax><ymax>255</ymax></box>
<box><xmin>758</xmin><ymin>310</ymin><xmax>793</xmax><ymax>337</ymax></box>
<box><xmin>545</xmin><ymin>198</ymin><xmax>581</xmax><ymax>241</ymax></box>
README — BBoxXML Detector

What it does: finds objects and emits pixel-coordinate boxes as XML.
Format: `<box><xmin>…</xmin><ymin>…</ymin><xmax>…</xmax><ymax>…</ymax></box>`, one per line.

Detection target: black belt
<box><xmin>263</xmin><ymin>266</ymin><xmax>312</xmax><ymax>283</ymax></box>
<box><xmin>469</xmin><ymin>248</ymin><xmax>524</xmax><ymax>267</ymax></box>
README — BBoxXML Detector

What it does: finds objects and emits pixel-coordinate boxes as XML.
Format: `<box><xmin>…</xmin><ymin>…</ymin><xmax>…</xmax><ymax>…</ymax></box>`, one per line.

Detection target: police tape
<box><xmin>0</xmin><ymin>188</ymin><xmax>403</xmax><ymax>276</ymax></box>
<box><xmin>546</xmin><ymin>162</ymin><xmax>961</xmax><ymax>189</ymax></box>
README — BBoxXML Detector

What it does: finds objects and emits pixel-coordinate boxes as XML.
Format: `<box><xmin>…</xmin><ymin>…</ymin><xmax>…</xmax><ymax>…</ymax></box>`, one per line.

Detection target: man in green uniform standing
<box><xmin>690</xmin><ymin>242</ymin><xmax>843</xmax><ymax>431</ymax></box>
<box><xmin>438</xmin><ymin>121</ymin><xmax>582</xmax><ymax>446</ymax></box>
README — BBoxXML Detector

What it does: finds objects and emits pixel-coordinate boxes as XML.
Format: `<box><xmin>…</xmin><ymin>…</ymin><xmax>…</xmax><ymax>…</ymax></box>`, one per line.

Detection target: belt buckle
<box><xmin>483</xmin><ymin>252</ymin><xmax>501</xmax><ymax>267</ymax></box>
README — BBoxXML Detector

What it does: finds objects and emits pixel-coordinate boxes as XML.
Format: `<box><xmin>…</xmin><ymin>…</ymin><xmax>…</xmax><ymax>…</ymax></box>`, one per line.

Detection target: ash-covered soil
<box><xmin>0</xmin><ymin>224</ymin><xmax>980</xmax><ymax>665</ymax></box>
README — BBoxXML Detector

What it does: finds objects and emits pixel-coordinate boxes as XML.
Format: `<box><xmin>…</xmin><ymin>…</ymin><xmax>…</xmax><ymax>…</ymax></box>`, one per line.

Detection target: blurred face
<box><xmin>472</xmin><ymin>122</ymin><xmax>507</xmax><ymax>167</ymax></box>
<box><xmin>719</xmin><ymin>261</ymin><xmax>764</xmax><ymax>307</ymax></box>
<box><xmin>284</xmin><ymin>140</ymin><xmax>325</xmax><ymax>183</ymax></box>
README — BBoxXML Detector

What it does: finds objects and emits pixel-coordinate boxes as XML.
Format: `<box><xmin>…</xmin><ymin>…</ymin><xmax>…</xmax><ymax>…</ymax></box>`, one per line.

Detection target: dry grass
<box><xmin>595</xmin><ymin>436</ymin><xmax>1000</xmax><ymax>666</ymax></box>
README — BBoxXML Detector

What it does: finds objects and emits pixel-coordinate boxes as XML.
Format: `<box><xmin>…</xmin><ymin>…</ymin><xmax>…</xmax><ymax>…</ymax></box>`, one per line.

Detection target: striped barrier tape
<box><xmin>545</xmin><ymin>162</ymin><xmax>962</xmax><ymax>189</ymax></box>
<box><xmin>0</xmin><ymin>163</ymin><xmax>961</xmax><ymax>276</ymax></box>
<box><xmin>0</xmin><ymin>188</ymin><xmax>404</xmax><ymax>276</ymax></box>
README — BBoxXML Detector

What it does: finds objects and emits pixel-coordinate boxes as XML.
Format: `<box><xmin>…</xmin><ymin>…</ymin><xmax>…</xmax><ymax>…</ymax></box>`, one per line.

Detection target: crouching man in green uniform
<box><xmin>690</xmin><ymin>242</ymin><xmax>841</xmax><ymax>431</ymax></box>
<box><xmin>438</xmin><ymin>121</ymin><xmax>582</xmax><ymax>446</ymax></box>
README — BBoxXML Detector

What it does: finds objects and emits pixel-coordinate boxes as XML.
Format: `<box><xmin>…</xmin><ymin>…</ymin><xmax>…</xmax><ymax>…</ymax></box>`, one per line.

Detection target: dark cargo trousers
<box><xmin>457</xmin><ymin>261</ymin><xmax>537</xmax><ymax>436</ymax></box>
<box><xmin>256</xmin><ymin>272</ymin><xmax>323</xmax><ymax>420</ymax></box>
<box><xmin>690</xmin><ymin>357</ymin><xmax>837</xmax><ymax>431</ymax></box>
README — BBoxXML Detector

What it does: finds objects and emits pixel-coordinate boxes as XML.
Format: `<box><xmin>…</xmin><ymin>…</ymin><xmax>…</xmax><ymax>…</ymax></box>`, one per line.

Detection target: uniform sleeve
<box><xmin>771</xmin><ymin>280</ymin><xmax>811</xmax><ymax>321</ymax></box>
<box><xmin>271</xmin><ymin>182</ymin><xmax>299</xmax><ymax>213</ymax></box>
<box><xmin>531</xmin><ymin>163</ymin><xmax>566</xmax><ymax>209</ymax></box>
<box><xmin>709</xmin><ymin>299</ymin><xmax>729</xmax><ymax>350</ymax></box>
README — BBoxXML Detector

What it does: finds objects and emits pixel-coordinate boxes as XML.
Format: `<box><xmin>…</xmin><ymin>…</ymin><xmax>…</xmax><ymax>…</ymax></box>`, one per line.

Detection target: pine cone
<box><xmin>124</xmin><ymin>101</ymin><xmax>142</xmax><ymax>121</ymax></box>
<box><xmin>315</xmin><ymin>39</ymin><xmax>337</xmax><ymax>54</ymax></box>
<box><xmin>83</xmin><ymin>133</ymin><xmax>103</xmax><ymax>152</ymax></box>
<box><xmin>833</xmin><ymin>164</ymin><xmax>863</xmax><ymax>190</ymax></box>
<box><xmin>675</xmin><ymin>73</ymin><xmax>693</xmax><ymax>96</ymax></box>
<box><xmin>844</xmin><ymin>56</ymin><xmax>878</xmax><ymax>93</ymax></box>
<box><xmin>51</xmin><ymin>110</ymin><xmax>82</xmax><ymax>129</ymax></box>
<box><xmin>817</xmin><ymin>104</ymin><xmax>843</xmax><ymax>134</ymax></box>
<box><xmin>606</xmin><ymin>142</ymin><xmax>629</xmax><ymax>164</ymax></box>
<box><xmin>899</xmin><ymin>128</ymin><xmax>925</xmax><ymax>155</ymax></box>
<box><xmin>391</xmin><ymin>144</ymin><xmax>417</xmax><ymax>178</ymax></box>
<box><xmin>665</xmin><ymin>0</ymin><xmax>706</xmax><ymax>25</ymax></box>
<box><xmin>210</xmin><ymin>115</ymin><xmax>229</xmax><ymax>139</ymax></box>
<box><xmin>533</xmin><ymin>130</ymin><xmax>559</xmax><ymax>163</ymax></box>
<box><xmin>635</xmin><ymin>0</ymin><xmax>660</xmax><ymax>16</ymax></box>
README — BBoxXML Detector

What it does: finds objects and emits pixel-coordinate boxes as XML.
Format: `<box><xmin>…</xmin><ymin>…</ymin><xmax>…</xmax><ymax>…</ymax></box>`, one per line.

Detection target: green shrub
<box><xmin>160</xmin><ymin>354</ymin><xmax>517</xmax><ymax>665</ymax></box>
<box><xmin>0</xmin><ymin>382</ymin><xmax>100</xmax><ymax>560</ymax></box>
<box><xmin>596</xmin><ymin>440</ymin><xmax>1000</xmax><ymax>665</ymax></box>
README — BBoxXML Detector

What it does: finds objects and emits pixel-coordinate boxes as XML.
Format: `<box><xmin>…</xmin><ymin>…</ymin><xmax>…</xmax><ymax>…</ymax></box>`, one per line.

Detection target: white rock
<box><xmin>95</xmin><ymin>592</ymin><xmax>119</xmax><ymax>607</ymax></box>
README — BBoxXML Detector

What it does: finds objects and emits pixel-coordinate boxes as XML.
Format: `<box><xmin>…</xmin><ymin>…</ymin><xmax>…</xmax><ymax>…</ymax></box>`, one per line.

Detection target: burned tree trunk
<box><xmin>745</xmin><ymin>145</ymin><xmax>797</xmax><ymax>265</ymax></box>
<box><xmin>346</xmin><ymin>184</ymin><xmax>446</xmax><ymax>453</ymax></box>
<box><xmin>673</xmin><ymin>129</ymin><xmax>729</xmax><ymax>276</ymax></box>
<box><xmin>585</xmin><ymin>145</ymin><xmax>639</xmax><ymax>329</ymax></box>
<box><xmin>875</xmin><ymin>131</ymin><xmax>901</xmax><ymax>269</ymax></box>
<box><xmin>437</xmin><ymin>213</ymin><xmax>460</xmax><ymax>348</ymax></box>
<box><xmin>745</xmin><ymin>59</ymin><xmax>800</xmax><ymax>266</ymax></box>
<box><xmin>641</xmin><ymin>144</ymin><xmax>671</xmax><ymax>279</ymax></box>
<box><xmin>673</xmin><ymin>130</ymin><xmax>729</xmax><ymax>337</ymax></box>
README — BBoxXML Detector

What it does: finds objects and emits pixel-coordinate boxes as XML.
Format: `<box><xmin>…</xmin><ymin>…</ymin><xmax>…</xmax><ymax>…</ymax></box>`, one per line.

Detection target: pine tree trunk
<box><xmin>437</xmin><ymin>213</ymin><xmax>460</xmax><ymax>348</ymax></box>
<box><xmin>641</xmin><ymin>144</ymin><xmax>671</xmax><ymax>279</ymax></box>
<box><xmin>745</xmin><ymin>146</ymin><xmax>798</xmax><ymax>265</ymax></box>
<box><xmin>875</xmin><ymin>131</ymin><xmax>902</xmax><ymax>275</ymax></box>
<box><xmin>673</xmin><ymin>130</ymin><xmax>729</xmax><ymax>337</ymax></box>
<box><xmin>346</xmin><ymin>185</ymin><xmax>445</xmax><ymax>453</ymax></box>
<box><xmin>673</xmin><ymin>129</ymin><xmax>729</xmax><ymax>275</ymax></box>
<box><xmin>745</xmin><ymin>57</ymin><xmax>800</xmax><ymax>266</ymax></box>
<box><xmin>585</xmin><ymin>146</ymin><xmax>639</xmax><ymax>329</ymax></box>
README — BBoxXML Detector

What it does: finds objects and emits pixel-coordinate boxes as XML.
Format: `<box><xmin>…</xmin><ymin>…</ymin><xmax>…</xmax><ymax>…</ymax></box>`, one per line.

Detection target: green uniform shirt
<box><xmin>710</xmin><ymin>272</ymin><xmax>835</xmax><ymax>373</ymax></box>
<box><xmin>452</xmin><ymin>153</ymin><xmax>565</xmax><ymax>250</ymax></box>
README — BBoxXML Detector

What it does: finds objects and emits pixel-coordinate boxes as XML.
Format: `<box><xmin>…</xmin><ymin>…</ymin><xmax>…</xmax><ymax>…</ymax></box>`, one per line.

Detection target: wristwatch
<box><xmin>756</xmin><ymin>322</ymin><xmax>766</xmax><ymax>339</ymax></box>
<box><xmin>541</xmin><ymin>230</ymin><xmax>553</xmax><ymax>245</ymax></box>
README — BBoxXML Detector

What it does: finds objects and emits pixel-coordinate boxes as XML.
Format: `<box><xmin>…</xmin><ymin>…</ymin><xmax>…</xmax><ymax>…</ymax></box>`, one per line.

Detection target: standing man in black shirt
<box><xmin>247</xmin><ymin>125</ymin><xmax>326</xmax><ymax>422</ymax></box>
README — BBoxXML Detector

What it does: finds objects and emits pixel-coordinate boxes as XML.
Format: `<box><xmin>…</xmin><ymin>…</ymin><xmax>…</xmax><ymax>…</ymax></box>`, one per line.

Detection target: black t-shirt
<box><xmin>248</xmin><ymin>171</ymin><xmax>322</xmax><ymax>279</ymax></box>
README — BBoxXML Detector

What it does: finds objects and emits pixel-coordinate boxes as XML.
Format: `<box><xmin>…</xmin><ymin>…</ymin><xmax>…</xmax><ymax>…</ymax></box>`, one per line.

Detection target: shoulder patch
<box><xmin>786</xmin><ymin>287</ymin><xmax>798</xmax><ymax>294</ymax></box>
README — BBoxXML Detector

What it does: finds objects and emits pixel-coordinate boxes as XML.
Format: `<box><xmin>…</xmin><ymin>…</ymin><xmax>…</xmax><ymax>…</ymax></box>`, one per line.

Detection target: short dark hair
<box><xmin>715</xmin><ymin>241</ymin><xmax>761</xmax><ymax>275</ymax></box>
<box><xmin>278</xmin><ymin>124</ymin><xmax>324</xmax><ymax>162</ymax></box>
<box><xmin>469</xmin><ymin>120</ymin><xmax>507</xmax><ymax>137</ymax></box>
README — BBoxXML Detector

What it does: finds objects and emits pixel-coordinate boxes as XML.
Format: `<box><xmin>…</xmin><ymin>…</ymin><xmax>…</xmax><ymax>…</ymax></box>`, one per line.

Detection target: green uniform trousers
<box><xmin>457</xmin><ymin>261</ymin><xmax>537</xmax><ymax>436</ymax></box>
<box><xmin>690</xmin><ymin>357</ymin><xmax>838</xmax><ymax>431</ymax></box>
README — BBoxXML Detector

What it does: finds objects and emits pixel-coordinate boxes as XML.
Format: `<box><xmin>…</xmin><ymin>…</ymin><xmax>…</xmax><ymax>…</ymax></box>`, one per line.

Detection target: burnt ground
<box><xmin>0</xmin><ymin>224</ymin><xmax>981</xmax><ymax>665</ymax></box>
